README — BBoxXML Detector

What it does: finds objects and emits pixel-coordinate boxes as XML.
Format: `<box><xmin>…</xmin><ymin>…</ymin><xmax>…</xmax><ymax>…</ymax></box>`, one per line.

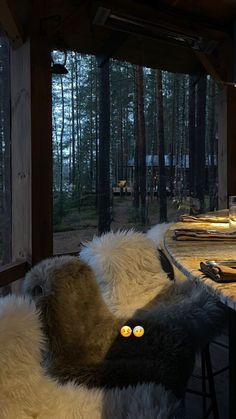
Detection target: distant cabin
<box><xmin>124</xmin><ymin>154</ymin><xmax>217</xmax><ymax>194</ymax></box>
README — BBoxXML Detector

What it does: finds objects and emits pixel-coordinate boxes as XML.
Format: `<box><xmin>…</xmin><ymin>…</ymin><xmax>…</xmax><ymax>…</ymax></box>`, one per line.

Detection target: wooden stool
<box><xmin>158</xmin><ymin>249</ymin><xmax>225</xmax><ymax>419</ymax></box>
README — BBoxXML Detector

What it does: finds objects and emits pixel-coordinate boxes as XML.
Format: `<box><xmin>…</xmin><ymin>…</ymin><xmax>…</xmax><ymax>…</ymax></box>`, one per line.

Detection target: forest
<box><xmin>0</xmin><ymin>42</ymin><xmax>219</xmax><ymax>259</ymax></box>
<box><xmin>52</xmin><ymin>50</ymin><xmax>218</xmax><ymax>235</ymax></box>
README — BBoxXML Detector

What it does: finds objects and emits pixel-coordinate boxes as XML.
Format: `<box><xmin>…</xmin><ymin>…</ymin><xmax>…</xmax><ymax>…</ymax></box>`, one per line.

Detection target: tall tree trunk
<box><xmin>174</xmin><ymin>76</ymin><xmax>180</xmax><ymax>197</ymax></box>
<box><xmin>133</xmin><ymin>66</ymin><xmax>140</xmax><ymax>212</ymax></box>
<box><xmin>89</xmin><ymin>56</ymin><xmax>94</xmax><ymax>193</ymax></box>
<box><xmin>169</xmin><ymin>74</ymin><xmax>176</xmax><ymax>197</ymax></box>
<box><xmin>196</xmin><ymin>75</ymin><xmax>207</xmax><ymax>213</ymax></box>
<box><xmin>188</xmin><ymin>75</ymin><xmax>196</xmax><ymax>211</ymax></box>
<box><xmin>95</xmin><ymin>68</ymin><xmax>99</xmax><ymax>209</ymax></box>
<box><xmin>134</xmin><ymin>65</ymin><xmax>147</xmax><ymax>225</ymax></box>
<box><xmin>180</xmin><ymin>77</ymin><xmax>186</xmax><ymax>201</ymax></box>
<box><xmin>124</xmin><ymin>98</ymin><xmax>129</xmax><ymax>191</ymax></box>
<box><xmin>59</xmin><ymin>75</ymin><xmax>65</xmax><ymax>219</ymax></box>
<box><xmin>156</xmin><ymin>70</ymin><xmax>167</xmax><ymax>222</ymax></box>
<box><xmin>71</xmin><ymin>53</ymin><xmax>76</xmax><ymax>188</ymax></box>
<box><xmin>53</xmin><ymin>115</ymin><xmax>60</xmax><ymax>191</ymax></box>
<box><xmin>150</xmin><ymin>69</ymin><xmax>157</xmax><ymax>201</ymax></box>
<box><xmin>75</xmin><ymin>54</ymin><xmax>81</xmax><ymax>211</ymax></box>
<box><xmin>97</xmin><ymin>59</ymin><xmax>111</xmax><ymax>234</ymax></box>
<box><xmin>119</xmin><ymin>104</ymin><xmax>124</xmax><ymax>197</ymax></box>
<box><xmin>209</xmin><ymin>80</ymin><xmax>217</xmax><ymax>210</ymax></box>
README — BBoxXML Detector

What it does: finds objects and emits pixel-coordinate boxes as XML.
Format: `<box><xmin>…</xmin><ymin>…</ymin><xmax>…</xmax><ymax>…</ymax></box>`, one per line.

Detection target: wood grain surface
<box><xmin>164</xmin><ymin>220</ymin><xmax>236</xmax><ymax>310</ymax></box>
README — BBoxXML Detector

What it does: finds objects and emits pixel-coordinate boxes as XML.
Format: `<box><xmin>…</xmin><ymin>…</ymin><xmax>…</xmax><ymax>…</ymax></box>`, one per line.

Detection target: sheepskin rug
<box><xmin>23</xmin><ymin>257</ymin><xmax>196</xmax><ymax>397</ymax></box>
<box><xmin>0</xmin><ymin>295</ymin><xmax>183</xmax><ymax>419</ymax></box>
<box><xmin>79</xmin><ymin>226</ymin><xmax>223</xmax><ymax>322</ymax></box>
<box><xmin>80</xmin><ymin>229</ymin><xmax>176</xmax><ymax>317</ymax></box>
<box><xmin>79</xmin><ymin>226</ymin><xmax>226</xmax><ymax>349</ymax></box>
<box><xmin>23</xmin><ymin>256</ymin><xmax>226</xmax><ymax>399</ymax></box>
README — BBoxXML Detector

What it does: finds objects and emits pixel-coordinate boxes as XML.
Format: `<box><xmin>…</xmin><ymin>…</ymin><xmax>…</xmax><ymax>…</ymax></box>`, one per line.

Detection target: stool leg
<box><xmin>201</xmin><ymin>352</ymin><xmax>207</xmax><ymax>416</ymax></box>
<box><xmin>204</xmin><ymin>346</ymin><xmax>220</xmax><ymax>419</ymax></box>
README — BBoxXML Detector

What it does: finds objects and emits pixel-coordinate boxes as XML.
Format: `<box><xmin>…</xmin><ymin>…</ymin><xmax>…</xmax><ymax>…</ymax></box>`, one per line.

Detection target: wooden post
<box><xmin>30</xmin><ymin>26</ymin><xmax>53</xmax><ymax>265</ymax></box>
<box><xmin>217</xmin><ymin>35</ymin><xmax>236</xmax><ymax>208</ymax></box>
<box><xmin>11</xmin><ymin>41</ymin><xmax>32</xmax><ymax>262</ymax></box>
<box><xmin>226</xmin><ymin>87</ymin><xmax>236</xmax><ymax>198</ymax></box>
<box><xmin>11</xmin><ymin>3</ymin><xmax>53</xmax><ymax>266</ymax></box>
<box><xmin>218</xmin><ymin>86</ymin><xmax>236</xmax><ymax>208</ymax></box>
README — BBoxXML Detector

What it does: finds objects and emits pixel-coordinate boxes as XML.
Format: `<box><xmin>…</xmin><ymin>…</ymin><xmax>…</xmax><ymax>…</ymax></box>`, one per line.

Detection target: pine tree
<box><xmin>196</xmin><ymin>75</ymin><xmax>207</xmax><ymax>213</ymax></box>
<box><xmin>97</xmin><ymin>59</ymin><xmax>111</xmax><ymax>234</ymax></box>
<box><xmin>156</xmin><ymin>70</ymin><xmax>167</xmax><ymax>222</ymax></box>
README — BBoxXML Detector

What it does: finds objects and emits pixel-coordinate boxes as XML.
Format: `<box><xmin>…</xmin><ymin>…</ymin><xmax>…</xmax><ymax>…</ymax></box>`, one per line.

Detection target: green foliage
<box><xmin>53</xmin><ymin>189</ymin><xmax>97</xmax><ymax>232</ymax></box>
<box><xmin>52</xmin><ymin>51</ymin><xmax>218</xmax><ymax>233</ymax></box>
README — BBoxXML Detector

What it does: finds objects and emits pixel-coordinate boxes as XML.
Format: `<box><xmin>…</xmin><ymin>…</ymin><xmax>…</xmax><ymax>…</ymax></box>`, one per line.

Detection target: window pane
<box><xmin>52</xmin><ymin>52</ymin><xmax>218</xmax><ymax>255</ymax></box>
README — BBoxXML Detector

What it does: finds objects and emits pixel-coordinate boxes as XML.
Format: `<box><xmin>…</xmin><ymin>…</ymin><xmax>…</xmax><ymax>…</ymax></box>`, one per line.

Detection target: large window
<box><xmin>52</xmin><ymin>51</ymin><xmax>219</xmax><ymax>255</ymax></box>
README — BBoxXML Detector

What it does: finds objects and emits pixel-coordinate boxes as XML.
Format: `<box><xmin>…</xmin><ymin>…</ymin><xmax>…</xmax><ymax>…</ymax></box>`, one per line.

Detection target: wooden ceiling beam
<box><xmin>94</xmin><ymin>1</ymin><xmax>229</xmax><ymax>42</ymax></box>
<box><xmin>96</xmin><ymin>31</ymin><xmax>128</xmax><ymax>67</ymax></box>
<box><xmin>92</xmin><ymin>3</ymin><xmax>229</xmax><ymax>60</ymax></box>
<box><xmin>0</xmin><ymin>0</ymin><xmax>24</xmax><ymax>48</ymax></box>
<box><xmin>194</xmin><ymin>51</ymin><xmax>225</xmax><ymax>88</ymax></box>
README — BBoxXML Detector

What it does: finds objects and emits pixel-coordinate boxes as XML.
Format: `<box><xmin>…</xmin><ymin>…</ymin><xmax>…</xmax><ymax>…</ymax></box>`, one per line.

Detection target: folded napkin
<box><xmin>179</xmin><ymin>214</ymin><xmax>229</xmax><ymax>223</ymax></box>
<box><xmin>174</xmin><ymin>228</ymin><xmax>236</xmax><ymax>241</ymax></box>
<box><xmin>200</xmin><ymin>260</ymin><xmax>236</xmax><ymax>282</ymax></box>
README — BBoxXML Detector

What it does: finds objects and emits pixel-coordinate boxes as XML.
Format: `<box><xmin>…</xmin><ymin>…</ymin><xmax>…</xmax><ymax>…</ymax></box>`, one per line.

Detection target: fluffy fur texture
<box><xmin>24</xmin><ymin>257</ymin><xmax>197</xmax><ymax>398</ymax></box>
<box><xmin>146</xmin><ymin>223</ymin><xmax>186</xmax><ymax>282</ymax></box>
<box><xmin>0</xmin><ymin>295</ymin><xmax>182</xmax><ymax>419</ymax></box>
<box><xmin>80</xmin><ymin>228</ymin><xmax>226</xmax><ymax>348</ymax></box>
<box><xmin>80</xmin><ymin>229</ymin><xmax>215</xmax><ymax>320</ymax></box>
<box><xmin>80</xmin><ymin>230</ymin><xmax>175</xmax><ymax>317</ymax></box>
<box><xmin>146</xmin><ymin>223</ymin><xmax>174</xmax><ymax>249</ymax></box>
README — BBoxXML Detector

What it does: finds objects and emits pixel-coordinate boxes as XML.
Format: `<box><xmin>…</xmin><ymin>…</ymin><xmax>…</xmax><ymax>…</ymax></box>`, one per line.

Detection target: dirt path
<box><xmin>53</xmin><ymin>197</ymin><xmax>149</xmax><ymax>254</ymax></box>
<box><xmin>53</xmin><ymin>196</ymin><xmax>179</xmax><ymax>255</ymax></box>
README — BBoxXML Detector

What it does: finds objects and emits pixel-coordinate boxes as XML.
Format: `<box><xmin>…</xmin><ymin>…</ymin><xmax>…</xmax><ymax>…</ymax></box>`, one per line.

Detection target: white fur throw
<box><xmin>80</xmin><ymin>228</ymin><xmax>194</xmax><ymax>317</ymax></box>
<box><xmin>146</xmin><ymin>223</ymin><xmax>174</xmax><ymax>249</ymax></box>
<box><xmin>80</xmin><ymin>229</ymin><xmax>173</xmax><ymax>316</ymax></box>
<box><xmin>0</xmin><ymin>295</ymin><xmax>182</xmax><ymax>419</ymax></box>
<box><xmin>80</xmin><ymin>228</ymin><xmax>226</xmax><ymax>346</ymax></box>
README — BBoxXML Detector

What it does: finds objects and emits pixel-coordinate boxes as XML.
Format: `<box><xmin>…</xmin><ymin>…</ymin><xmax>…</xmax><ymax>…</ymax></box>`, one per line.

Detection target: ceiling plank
<box><xmin>0</xmin><ymin>0</ymin><xmax>24</xmax><ymax>48</ymax></box>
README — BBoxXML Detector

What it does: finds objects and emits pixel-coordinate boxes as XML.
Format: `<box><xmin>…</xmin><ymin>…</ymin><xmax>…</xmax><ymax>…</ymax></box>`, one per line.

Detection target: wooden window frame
<box><xmin>0</xmin><ymin>261</ymin><xmax>30</xmax><ymax>288</ymax></box>
<box><xmin>0</xmin><ymin>2</ymin><xmax>235</xmax><ymax>288</ymax></box>
<box><xmin>0</xmin><ymin>6</ymin><xmax>53</xmax><ymax>289</ymax></box>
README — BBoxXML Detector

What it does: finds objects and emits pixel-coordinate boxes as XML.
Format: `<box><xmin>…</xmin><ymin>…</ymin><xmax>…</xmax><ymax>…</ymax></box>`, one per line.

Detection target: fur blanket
<box><xmin>0</xmin><ymin>295</ymin><xmax>182</xmax><ymax>419</ymax></box>
<box><xmin>79</xmin><ymin>227</ymin><xmax>225</xmax><ymax>325</ymax></box>
<box><xmin>24</xmin><ymin>256</ymin><xmax>226</xmax><ymax>399</ymax></box>
<box><xmin>24</xmin><ymin>257</ymin><xmax>196</xmax><ymax>397</ymax></box>
<box><xmin>80</xmin><ymin>229</ymin><xmax>175</xmax><ymax>317</ymax></box>
<box><xmin>79</xmin><ymin>227</ymin><xmax>226</xmax><ymax>349</ymax></box>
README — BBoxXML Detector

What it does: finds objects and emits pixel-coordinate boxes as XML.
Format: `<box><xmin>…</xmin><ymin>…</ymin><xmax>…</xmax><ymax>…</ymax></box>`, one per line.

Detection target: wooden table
<box><xmin>164</xmin><ymin>221</ymin><xmax>236</xmax><ymax>419</ymax></box>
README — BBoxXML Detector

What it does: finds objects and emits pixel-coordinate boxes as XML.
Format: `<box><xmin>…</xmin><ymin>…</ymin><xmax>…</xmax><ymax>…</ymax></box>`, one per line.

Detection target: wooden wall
<box><xmin>10</xmin><ymin>1</ymin><xmax>53</xmax><ymax>271</ymax></box>
<box><xmin>11</xmin><ymin>40</ymin><xmax>32</xmax><ymax>262</ymax></box>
